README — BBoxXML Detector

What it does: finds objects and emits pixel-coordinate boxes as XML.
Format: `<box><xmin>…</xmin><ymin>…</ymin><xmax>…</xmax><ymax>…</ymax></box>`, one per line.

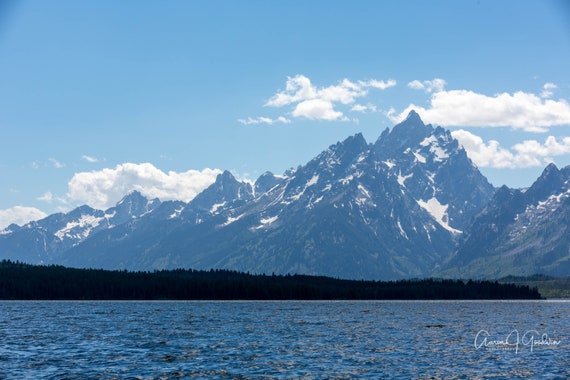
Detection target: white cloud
<box><xmin>255</xmin><ymin>74</ymin><xmax>395</xmax><ymax>122</ymax></box>
<box><xmin>36</xmin><ymin>191</ymin><xmax>68</xmax><ymax>208</ymax></box>
<box><xmin>408</xmin><ymin>78</ymin><xmax>446</xmax><ymax>93</ymax></box>
<box><xmin>361</xmin><ymin>79</ymin><xmax>397</xmax><ymax>90</ymax></box>
<box><xmin>351</xmin><ymin>103</ymin><xmax>377</xmax><ymax>113</ymax></box>
<box><xmin>540</xmin><ymin>82</ymin><xmax>557</xmax><ymax>99</ymax></box>
<box><xmin>292</xmin><ymin>99</ymin><xmax>345</xmax><ymax>121</ymax></box>
<box><xmin>237</xmin><ymin>116</ymin><xmax>291</xmax><ymax>125</ymax></box>
<box><xmin>0</xmin><ymin>206</ymin><xmax>47</xmax><ymax>230</ymax></box>
<box><xmin>32</xmin><ymin>158</ymin><xmax>66</xmax><ymax>169</ymax></box>
<box><xmin>82</xmin><ymin>155</ymin><xmax>99</xmax><ymax>163</ymax></box>
<box><xmin>452</xmin><ymin>129</ymin><xmax>570</xmax><ymax>169</ymax></box>
<box><xmin>67</xmin><ymin>163</ymin><xmax>222</xmax><ymax>210</ymax></box>
<box><xmin>265</xmin><ymin>75</ymin><xmax>317</xmax><ymax>107</ymax></box>
<box><xmin>389</xmin><ymin>88</ymin><xmax>570</xmax><ymax>132</ymax></box>
<box><xmin>37</xmin><ymin>191</ymin><xmax>53</xmax><ymax>203</ymax></box>
<box><xmin>49</xmin><ymin>158</ymin><xmax>65</xmax><ymax>169</ymax></box>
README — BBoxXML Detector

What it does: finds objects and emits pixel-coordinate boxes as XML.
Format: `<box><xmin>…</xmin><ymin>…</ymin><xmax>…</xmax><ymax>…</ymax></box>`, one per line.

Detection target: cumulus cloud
<box><xmin>351</xmin><ymin>103</ymin><xmax>377</xmax><ymax>113</ymax></box>
<box><xmin>389</xmin><ymin>83</ymin><xmax>570</xmax><ymax>132</ymax></box>
<box><xmin>0</xmin><ymin>206</ymin><xmax>47</xmax><ymax>230</ymax></box>
<box><xmin>363</xmin><ymin>79</ymin><xmax>397</xmax><ymax>90</ymax></box>
<box><xmin>237</xmin><ymin>116</ymin><xmax>291</xmax><ymax>125</ymax></box>
<box><xmin>408</xmin><ymin>78</ymin><xmax>446</xmax><ymax>93</ymax></box>
<box><xmin>67</xmin><ymin>163</ymin><xmax>222</xmax><ymax>210</ymax></box>
<box><xmin>451</xmin><ymin>129</ymin><xmax>570</xmax><ymax>169</ymax></box>
<box><xmin>244</xmin><ymin>74</ymin><xmax>395</xmax><ymax>123</ymax></box>
<box><xmin>540</xmin><ymin>82</ymin><xmax>557</xmax><ymax>99</ymax></box>
<box><xmin>292</xmin><ymin>99</ymin><xmax>345</xmax><ymax>121</ymax></box>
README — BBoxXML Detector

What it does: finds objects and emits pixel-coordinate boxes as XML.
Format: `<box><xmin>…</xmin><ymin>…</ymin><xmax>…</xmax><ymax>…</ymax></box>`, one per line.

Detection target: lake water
<box><xmin>0</xmin><ymin>301</ymin><xmax>568</xmax><ymax>379</ymax></box>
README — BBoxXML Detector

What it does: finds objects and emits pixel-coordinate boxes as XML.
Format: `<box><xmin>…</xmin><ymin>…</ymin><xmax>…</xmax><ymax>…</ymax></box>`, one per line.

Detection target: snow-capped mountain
<box><xmin>0</xmin><ymin>191</ymin><xmax>161</xmax><ymax>264</ymax></box>
<box><xmin>2</xmin><ymin>111</ymin><xmax>566</xmax><ymax>279</ymax></box>
<box><xmin>440</xmin><ymin>163</ymin><xmax>570</xmax><ymax>278</ymax></box>
<box><xmin>56</xmin><ymin>111</ymin><xmax>494</xmax><ymax>279</ymax></box>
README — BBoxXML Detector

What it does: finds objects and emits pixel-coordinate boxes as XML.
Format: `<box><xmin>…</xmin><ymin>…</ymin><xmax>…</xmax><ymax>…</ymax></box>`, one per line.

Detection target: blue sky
<box><xmin>1</xmin><ymin>0</ymin><xmax>570</xmax><ymax>228</ymax></box>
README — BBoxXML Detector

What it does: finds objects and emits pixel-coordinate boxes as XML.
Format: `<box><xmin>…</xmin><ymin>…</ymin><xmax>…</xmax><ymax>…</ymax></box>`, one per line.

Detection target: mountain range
<box><xmin>1</xmin><ymin>111</ymin><xmax>568</xmax><ymax>280</ymax></box>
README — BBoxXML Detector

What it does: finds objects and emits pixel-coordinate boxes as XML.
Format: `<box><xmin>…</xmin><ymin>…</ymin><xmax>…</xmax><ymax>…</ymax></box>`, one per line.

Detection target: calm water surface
<box><xmin>0</xmin><ymin>301</ymin><xmax>568</xmax><ymax>379</ymax></box>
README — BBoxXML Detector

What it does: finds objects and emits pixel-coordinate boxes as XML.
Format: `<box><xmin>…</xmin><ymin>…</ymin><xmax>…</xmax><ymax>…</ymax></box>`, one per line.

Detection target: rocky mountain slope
<box><xmin>439</xmin><ymin>163</ymin><xmax>570</xmax><ymax>278</ymax></box>
<box><xmin>2</xmin><ymin>111</ymin><xmax>567</xmax><ymax>279</ymax></box>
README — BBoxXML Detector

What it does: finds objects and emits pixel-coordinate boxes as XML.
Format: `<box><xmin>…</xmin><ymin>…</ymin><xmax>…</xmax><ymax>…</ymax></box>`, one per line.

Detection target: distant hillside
<box><xmin>499</xmin><ymin>274</ymin><xmax>570</xmax><ymax>299</ymax></box>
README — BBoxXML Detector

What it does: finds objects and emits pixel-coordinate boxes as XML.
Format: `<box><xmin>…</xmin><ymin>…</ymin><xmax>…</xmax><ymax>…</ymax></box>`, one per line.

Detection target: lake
<box><xmin>0</xmin><ymin>301</ymin><xmax>568</xmax><ymax>379</ymax></box>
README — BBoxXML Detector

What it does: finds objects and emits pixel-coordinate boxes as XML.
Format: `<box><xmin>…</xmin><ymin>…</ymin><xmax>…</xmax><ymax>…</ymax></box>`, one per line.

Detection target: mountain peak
<box><xmin>398</xmin><ymin>109</ymin><xmax>428</xmax><ymax>130</ymax></box>
<box><xmin>313</xmin><ymin>132</ymin><xmax>369</xmax><ymax>170</ymax></box>
<box><xmin>374</xmin><ymin>110</ymin><xmax>432</xmax><ymax>159</ymax></box>
<box><xmin>526</xmin><ymin>162</ymin><xmax>565</xmax><ymax>202</ymax></box>
<box><xmin>404</xmin><ymin>109</ymin><xmax>422</xmax><ymax>123</ymax></box>
<box><xmin>187</xmin><ymin>169</ymin><xmax>254</xmax><ymax>213</ymax></box>
<box><xmin>217</xmin><ymin>170</ymin><xmax>237</xmax><ymax>184</ymax></box>
<box><xmin>117</xmin><ymin>190</ymin><xmax>146</xmax><ymax>205</ymax></box>
<box><xmin>542</xmin><ymin>162</ymin><xmax>559</xmax><ymax>175</ymax></box>
<box><xmin>254</xmin><ymin>171</ymin><xmax>283</xmax><ymax>195</ymax></box>
<box><xmin>340</xmin><ymin>132</ymin><xmax>368</xmax><ymax>150</ymax></box>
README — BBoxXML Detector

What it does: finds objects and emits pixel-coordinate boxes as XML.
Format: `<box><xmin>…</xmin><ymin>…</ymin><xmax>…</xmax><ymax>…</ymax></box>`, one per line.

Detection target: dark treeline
<box><xmin>0</xmin><ymin>260</ymin><xmax>541</xmax><ymax>300</ymax></box>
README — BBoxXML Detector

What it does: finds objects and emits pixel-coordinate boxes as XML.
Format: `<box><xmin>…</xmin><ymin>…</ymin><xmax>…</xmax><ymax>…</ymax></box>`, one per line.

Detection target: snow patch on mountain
<box><xmin>430</xmin><ymin>145</ymin><xmax>449</xmax><ymax>162</ymax></box>
<box><xmin>397</xmin><ymin>219</ymin><xmax>408</xmax><ymax>239</ymax></box>
<box><xmin>256</xmin><ymin>215</ymin><xmax>279</xmax><ymax>229</ymax></box>
<box><xmin>169</xmin><ymin>207</ymin><xmax>184</xmax><ymax>219</ymax></box>
<box><xmin>307</xmin><ymin>174</ymin><xmax>319</xmax><ymax>187</ymax></box>
<box><xmin>358</xmin><ymin>184</ymin><xmax>371</xmax><ymax>199</ymax></box>
<box><xmin>537</xmin><ymin>189</ymin><xmax>570</xmax><ymax>209</ymax></box>
<box><xmin>416</xmin><ymin>197</ymin><xmax>461</xmax><ymax>234</ymax></box>
<box><xmin>413</xmin><ymin>150</ymin><xmax>426</xmax><ymax>164</ymax></box>
<box><xmin>55</xmin><ymin>214</ymin><xmax>104</xmax><ymax>241</ymax></box>
<box><xmin>210</xmin><ymin>202</ymin><xmax>226</xmax><ymax>214</ymax></box>
<box><xmin>223</xmin><ymin>214</ymin><xmax>245</xmax><ymax>226</ymax></box>
<box><xmin>397</xmin><ymin>171</ymin><xmax>413</xmax><ymax>187</ymax></box>
<box><xmin>420</xmin><ymin>136</ymin><xmax>437</xmax><ymax>147</ymax></box>
<box><xmin>420</xmin><ymin>135</ymin><xmax>450</xmax><ymax>162</ymax></box>
<box><xmin>339</xmin><ymin>175</ymin><xmax>354</xmax><ymax>185</ymax></box>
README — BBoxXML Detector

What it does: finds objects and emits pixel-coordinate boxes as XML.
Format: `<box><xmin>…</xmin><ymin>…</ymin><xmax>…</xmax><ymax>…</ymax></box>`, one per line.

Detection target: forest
<box><xmin>0</xmin><ymin>260</ymin><xmax>541</xmax><ymax>300</ymax></box>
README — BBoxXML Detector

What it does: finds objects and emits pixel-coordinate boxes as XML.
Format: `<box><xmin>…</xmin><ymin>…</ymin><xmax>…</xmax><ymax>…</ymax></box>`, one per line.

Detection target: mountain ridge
<box><xmin>1</xmin><ymin>111</ymin><xmax>568</xmax><ymax>280</ymax></box>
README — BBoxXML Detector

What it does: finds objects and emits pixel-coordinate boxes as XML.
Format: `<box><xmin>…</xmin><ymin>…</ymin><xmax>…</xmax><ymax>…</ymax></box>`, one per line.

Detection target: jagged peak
<box><xmin>255</xmin><ymin>171</ymin><xmax>275</xmax><ymax>183</ymax></box>
<box><xmin>536</xmin><ymin>162</ymin><xmax>562</xmax><ymax>184</ymax></box>
<box><xmin>199</xmin><ymin>169</ymin><xmax>253</xmax><ymax>200</ymax></box>
<box><xmin>310</xmin><ymin>133</ymin><xmax>370</xmax><ymax>170</ymax></box>
<box><xmin>218</xmin><ymin>170</ymin><xmax>236</xmax><ymax>182</ymax></box>
<box><xmin>404</xmin><ymin>109</ymin><xmax>422</xmax><ymax>123</ymax></box>
<box><xmin>254</xmin><ymin>171</ymin><xmax>284</xmax><ymax>196</ymax></box>
<box><xmin>393</xmin><ymin>110</ymin><xmax>430</xmax><ymax>132</ymax></box>
<box><xmin>0</xmin><ymin>223</ymin><xmax>21</xmax><ymax>234</ymax></box>
<box><xmin>330</xmin><ymin>133</ymin><xmax>368</xmax><ymax>153</ymax></box>
<box><xmin>525</xmin><ymin>163</ymin><xmax>566</xmax><ymax>202</ymax></box>
<box><xmin>341</xmin><ymin>132</ymin><xmax>367</xmax><ymax>145</ymax></box>
<box><xmin>375</xmin><ymin>111</ymin><xmax>435</xmax><ymax>159</ymax></box>
<box><xmin>541</xmin><ymin>162</ymin><xmax>559</xmax><ymax>175</ymax></box>
<box><xmin>117</xmin><ymin>190</ymin><xmax>146</xmax><ymax>205</ymax></box>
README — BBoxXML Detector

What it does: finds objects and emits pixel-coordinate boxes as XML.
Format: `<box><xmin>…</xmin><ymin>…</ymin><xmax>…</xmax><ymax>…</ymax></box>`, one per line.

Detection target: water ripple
<box><xmin>0</xmin><ymin>301</ymin><xmax>568</xmax><ymax>379</ymax></box>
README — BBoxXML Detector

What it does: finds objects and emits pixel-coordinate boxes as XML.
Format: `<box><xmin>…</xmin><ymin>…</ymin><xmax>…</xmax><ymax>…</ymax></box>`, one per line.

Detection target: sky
<box><xmin>1</xmin><ymin>0</ymin><xmax>570</xmax><ymax>229</ymax></box>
